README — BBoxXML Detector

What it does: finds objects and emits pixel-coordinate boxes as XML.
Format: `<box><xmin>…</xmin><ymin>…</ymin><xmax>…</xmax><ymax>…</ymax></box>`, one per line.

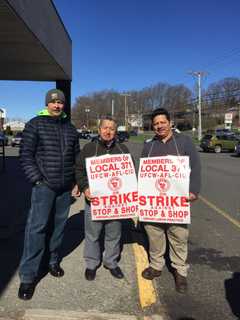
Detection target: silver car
<box><xmin>11</xmin><ymin>132</ymin><xmax>23</xmax><ymax>147</ymax></box>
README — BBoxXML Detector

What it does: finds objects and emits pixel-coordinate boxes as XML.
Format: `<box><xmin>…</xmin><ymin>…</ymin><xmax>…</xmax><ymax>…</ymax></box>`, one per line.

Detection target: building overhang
<box><xmin>0</xmin><ymin>0</ymin><xmax>72</xmax><ymax>81</ymax></box>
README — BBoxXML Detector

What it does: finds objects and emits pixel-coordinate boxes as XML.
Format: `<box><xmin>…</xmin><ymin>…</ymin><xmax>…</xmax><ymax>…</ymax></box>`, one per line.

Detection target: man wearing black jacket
<box><xmin>18</xmin><ymin>89</ymin><xmax>80</xmax><ymax>300</ymax></box>
<box><xmin>76</xmin><ymin>117</ymin><xmax>129</xmax><ymax>281</ymax></box>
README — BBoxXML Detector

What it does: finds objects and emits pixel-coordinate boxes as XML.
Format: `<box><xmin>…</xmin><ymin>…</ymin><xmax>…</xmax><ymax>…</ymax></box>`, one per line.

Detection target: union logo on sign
<box><xmin>155</xmin><ymin>178</ymin><xmax>170</xmax><ymax>193</ymax></box>
<box><xmin>107</xmin><ymin>177</ymin><xmax>122</xmax><ymax>192</ymax></box>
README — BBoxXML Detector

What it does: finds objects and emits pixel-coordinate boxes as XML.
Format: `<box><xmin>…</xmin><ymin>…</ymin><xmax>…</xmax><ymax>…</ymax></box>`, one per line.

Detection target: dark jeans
<box><xmin>19</xmin><ymin>183</ymin><xmax>71</xmax><ymax>283</ymax></box>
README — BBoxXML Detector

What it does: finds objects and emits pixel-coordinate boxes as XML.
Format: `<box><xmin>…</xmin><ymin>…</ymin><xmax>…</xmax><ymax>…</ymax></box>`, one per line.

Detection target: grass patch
<box><xmin>129</xmin><ymin>133</ymin><xmax>154</xmax><ymax>143</ymax></box>
<box><xmin>129</xmin><ymin>131</ymin><xmax>200</xmax><ymax>145</ymax></box>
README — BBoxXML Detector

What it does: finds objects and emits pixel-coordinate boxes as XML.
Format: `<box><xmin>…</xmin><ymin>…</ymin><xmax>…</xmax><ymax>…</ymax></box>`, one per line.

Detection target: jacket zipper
<box><xmin>58</xmin><ymin>121</ymin><xmax>65</xmax><ymax>189</ymax></box>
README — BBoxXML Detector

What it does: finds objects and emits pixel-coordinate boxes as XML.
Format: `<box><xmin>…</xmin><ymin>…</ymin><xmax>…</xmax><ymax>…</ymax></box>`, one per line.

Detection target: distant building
<box><xmin>3</xmin><ymin>120</ymin><xmax>25</xmax><ymax>131</ymax></box>
<box><xmin>128</xmin><ymin>113</ymin><xmax>143</xmax><ymax>129</ymax></box>
<box><xmin>0</xmin><ymin>108</ymin><xmax>6</xmax><ymax>131</ymax></box>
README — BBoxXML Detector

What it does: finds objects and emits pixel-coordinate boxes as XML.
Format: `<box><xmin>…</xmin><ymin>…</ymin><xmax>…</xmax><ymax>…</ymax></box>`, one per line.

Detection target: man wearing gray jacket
<box><xmin>75</xmin><ymin>117</ymin><xmax>130</xmax><ymax>281</ymax></box>
<box><xmin>141</xmin><ymin>108</ymin><xmax>201</xmax><ymax>294</ymax></box>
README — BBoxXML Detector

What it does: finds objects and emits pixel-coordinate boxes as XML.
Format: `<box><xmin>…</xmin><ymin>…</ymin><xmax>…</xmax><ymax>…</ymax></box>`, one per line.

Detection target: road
<box><xmin>138</xmin><ymin>146</ymin><xmax>240</xmax><ymax>320</ymax></box>
<box><xmin>0</xmin><ymin>142</ymin><xmax>240</xmax><ymax>319</ymax></box>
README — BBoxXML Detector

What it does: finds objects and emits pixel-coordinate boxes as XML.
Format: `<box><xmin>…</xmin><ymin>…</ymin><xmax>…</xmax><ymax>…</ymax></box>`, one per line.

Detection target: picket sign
<box><xmin>138</xmin><ymin>156</ymin><xmax>191</xmax><ymax>224</ymax></box>
<box><xmin>86</xmin><ymin>153</ymin><xmax>138</xmax><ymax>220</ymax></box>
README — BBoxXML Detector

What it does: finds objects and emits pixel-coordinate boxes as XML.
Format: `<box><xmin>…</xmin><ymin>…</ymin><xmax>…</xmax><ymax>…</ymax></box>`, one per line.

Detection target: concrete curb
<box><xmin>24</xmin><ymin>309</ymin><xmax>137</xmax><ymax>320</ymax></box>
<box><xmin>0</xmin><ymin>310</ymin><xmax>169</xmax><ymax>320</ymax></box>
<box><xmin>20</xmin><ymin>309</ymin><xmax>167</xmax><ymax>320</ymax></box>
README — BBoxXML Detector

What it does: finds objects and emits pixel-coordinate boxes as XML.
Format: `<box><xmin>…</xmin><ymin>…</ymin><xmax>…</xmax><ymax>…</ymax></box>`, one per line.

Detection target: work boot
<box><xmin>174</xmin><ymin>270</ymin><xmax>188</xmax><ymax>294</ymax></box>
<box><xmin>142</xmin><ymin>266</ymin><xmax>161</xmax><ymax>280</ymax></box>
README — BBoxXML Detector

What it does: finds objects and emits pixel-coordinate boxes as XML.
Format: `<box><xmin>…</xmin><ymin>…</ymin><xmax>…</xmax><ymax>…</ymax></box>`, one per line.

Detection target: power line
<box><xmin>199</xmin><ymin>47</ymin><xmax>240</xmax><ymax>72</ymax></box>
<box><xmin>190</xmin><ymin>90</ymin><xmax>240</xmax><ymax>103</ymax></box>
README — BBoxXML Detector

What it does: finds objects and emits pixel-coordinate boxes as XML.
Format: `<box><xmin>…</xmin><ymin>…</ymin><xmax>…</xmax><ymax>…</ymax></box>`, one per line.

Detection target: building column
<box><xmin>56</xmin><ymin>80</ymin><xmax>71</xmax><ymax>118</ymax></box>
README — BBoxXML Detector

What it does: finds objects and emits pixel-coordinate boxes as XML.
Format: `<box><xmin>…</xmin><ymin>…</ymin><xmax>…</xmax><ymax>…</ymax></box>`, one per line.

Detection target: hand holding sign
<box><xmin>84</xmin><ymin>188</ymin><xmax>92</xmax><ymax>201</ymax></box>
<box><xmin>138</xmin><ymin>156</ymin><xmax>191</xmax><ymax>224</ymax></box>
<box><xmin>187</xmin><ymin>192</ymin><xmax>197</xmax><ymax>202</ymax></box>
<box><xmin>86</xmin><ymin>154</ymin><xmax>138</xmax><ymax>220</ymax></box>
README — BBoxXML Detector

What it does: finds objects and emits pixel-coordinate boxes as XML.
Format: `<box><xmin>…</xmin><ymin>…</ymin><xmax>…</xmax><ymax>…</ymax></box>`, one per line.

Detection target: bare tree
<box><xmin>71</xmin><ymin>77</ymin><xmax>240</xmax><ymax>131</ymax></box>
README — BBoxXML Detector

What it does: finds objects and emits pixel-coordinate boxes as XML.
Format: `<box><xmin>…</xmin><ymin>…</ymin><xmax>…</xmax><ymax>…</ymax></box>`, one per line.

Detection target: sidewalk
<box><xmin>0</xmin><ymin>194</ymin><xmax>143</xmax><ymax>319</ymax></box>
<box><xmin>0</xmin><ymin>149</ymin><xmax>168</xmax><ymax>320</ymax></box>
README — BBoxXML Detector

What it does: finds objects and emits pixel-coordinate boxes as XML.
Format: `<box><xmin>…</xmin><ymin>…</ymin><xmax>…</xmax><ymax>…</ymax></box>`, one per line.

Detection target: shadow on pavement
<box><xmin>189</xmin><ymin>245</ymin><xmax>240</xmax><ymax>272</ymax></box>
<box><xmin>0</xmin><ymin>156</ymin><xmax>31</xmax><ymax>296</ymax></box>
<box><xmin>61</xmin><ymin>211</ymin><xmax>85</xmax><ymax>258</ymax></box>
<box><xmin>225</xmin><ymin>272</ymin><xmax>240</xmax><ymax>319</ymax></box>
<box><xmin>64</xmin><ymin>217</ymin><xmax>149</xmax><ymax>269</ymax></box>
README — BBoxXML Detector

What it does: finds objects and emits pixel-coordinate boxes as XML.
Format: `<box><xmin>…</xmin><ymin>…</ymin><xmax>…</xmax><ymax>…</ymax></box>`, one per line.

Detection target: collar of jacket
<box><xmin>37</xmin><ymin>108</ymin><xmax>67</xmax><ymax>118</ymax></box>
<box><xmin>97</xmin><ymin>136</ymin><xmax>116</xmax><ymax>148</ymax></box>
<box><xmin>153</xmin><ymin>132</ymin><xmax>177</xmax><ymax>142</ymax></box>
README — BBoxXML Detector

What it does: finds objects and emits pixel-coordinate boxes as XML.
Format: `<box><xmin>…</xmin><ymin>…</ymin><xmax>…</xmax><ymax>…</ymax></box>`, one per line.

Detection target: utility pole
<box><xmin>188</xmin><ymin>71</ymin><xmax>207</xmax><ymax>141</ymax></box>
<box><xmin>120</xmin><ymin>93</ymin><xmax>131</xmax><ymax>131</ymax></box>
<box><xmin>111</xmin><ymin>99</ymin><xmax>114</xmax><ymax>117</ymax></box>
<box><xmin>238</xmin><ymin>102</ymin><xmax>240</xmax><ymax>128</ymax></box>
<box><xmin>85</xmin><ymin>107</ymin><xmax>90</xmax><ymax>129</ymax></box>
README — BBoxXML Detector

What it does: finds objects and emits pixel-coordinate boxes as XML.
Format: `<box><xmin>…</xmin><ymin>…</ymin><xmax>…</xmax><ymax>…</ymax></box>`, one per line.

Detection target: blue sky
<box><xmin>1</xmin><ymin>0</ymin><xmax>240</xmax><ymax>120</ymax></box>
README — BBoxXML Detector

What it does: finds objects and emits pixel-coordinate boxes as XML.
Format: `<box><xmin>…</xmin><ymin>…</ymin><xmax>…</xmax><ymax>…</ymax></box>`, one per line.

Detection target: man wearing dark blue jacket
<box><xmin>18</xmin><ymin>89</ymin><xmax>80</xmax><ymax>300</ymax></box>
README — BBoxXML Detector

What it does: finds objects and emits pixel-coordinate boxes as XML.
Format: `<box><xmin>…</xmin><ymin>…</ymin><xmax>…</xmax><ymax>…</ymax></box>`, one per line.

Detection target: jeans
<box><xmin>19</xmin><ymin>183</ymin><xmax>71</xmax><ymax>283</ymax></box>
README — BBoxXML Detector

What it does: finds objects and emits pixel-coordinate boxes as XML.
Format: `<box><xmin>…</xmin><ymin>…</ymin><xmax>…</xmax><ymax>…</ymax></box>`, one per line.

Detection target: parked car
<box><xmin>172</xmin><ymin>127</ymin><xmax>181</xmax><ymax>133</ymax></box>
<box><xmin>144</xmin><ymin>136</ymin><xmax>156</xmax><ymax>144</ymax></box>
<box><xmin>215</xmin><ymin>128</ymin><xmax>237</xmax><ymax>136</ymax></box>
<box><xmin>78</xmin><ymin>130</ymin><xmax>91</xmax><ymax>139</ymax></box>
<box><xmin>11</xmin><ymin>131</ymin><xmax>23</xmax><ymax>147</ymax></box>
<box><xmin>129</xmin><ymin>130</ymin><xmax>138</xmax><ymax>136</ymax></box>
<box><xmin>200</xmin><ymin>133</ymin><xmax>239</xmax><ymax>153</ymax></box>
<box><xmin>91</xmin><ymin>131</ymin><xmax>129</xmax><ymax>143</ymax></box>
<box><xmin>91</xmin><ymin>135</ymin><xmax>99</xmax><ymax>142</ymax></box>
<box><xmin>0</xmin><ymin>132</ymin><xmax>8</xmax><ymax>146</ymax></box>
<box><xmin>205</xmin><ymin>129</ymin><xmax>234</xmax><ymax>136</ymax></box>
<box><xmin>117</xmin><ymin>131</ymin><xmax>130</xmax><ymax>142</ymax></box>
<box><xmin>91</xmin><ymin>132</ymin><xmax>130</xmax><ymax>143</ymax></box>
<box><xmin>78</xmin><ymin>130</ymin><xmax>98</xmax><ymax>140</ymax></box>
<box><xmin>234</xmin><ymin>141</ymin><xmax>240</xmax><ymax>156</ymax></box>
